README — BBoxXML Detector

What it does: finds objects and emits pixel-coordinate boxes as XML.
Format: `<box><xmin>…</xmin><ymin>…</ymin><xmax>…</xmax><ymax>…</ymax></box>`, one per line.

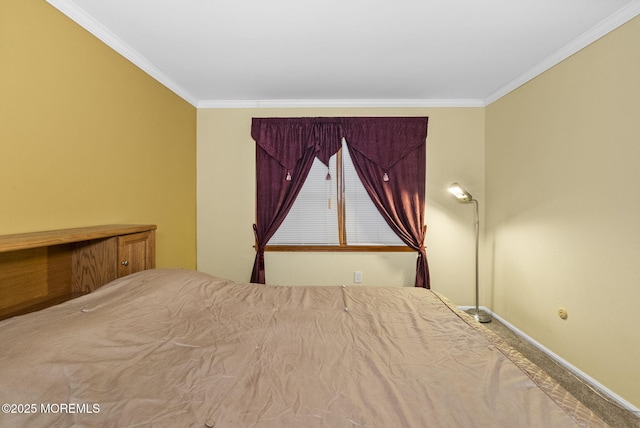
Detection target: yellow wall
<box><xmin>486</xmin><ymin>16</ymin><xmax>640</xmax><ymax>408</ymax></box>
<box><xmin>0</xmin><ymin>0</ymin><xmax>197</xmax><ymax>269</ymax></box>
<box><xmin>197</xmin><ymin>107</ymin><xmax>485</xmax><ymax>303</ymax></box>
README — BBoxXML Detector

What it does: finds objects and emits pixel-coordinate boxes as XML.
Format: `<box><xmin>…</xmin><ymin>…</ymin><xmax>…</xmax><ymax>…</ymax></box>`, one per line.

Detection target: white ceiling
<box><xmin>47</xmin><ymin>0</ymin><xmax>640</xmax><ymax>108</ymax></box>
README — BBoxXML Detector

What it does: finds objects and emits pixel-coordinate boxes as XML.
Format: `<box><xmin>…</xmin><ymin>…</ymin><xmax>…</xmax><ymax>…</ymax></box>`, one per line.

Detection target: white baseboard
<box><xmin>459</xmin><ymin>306</ymin><xmax>640</xmax><ymax>417</ymax></box>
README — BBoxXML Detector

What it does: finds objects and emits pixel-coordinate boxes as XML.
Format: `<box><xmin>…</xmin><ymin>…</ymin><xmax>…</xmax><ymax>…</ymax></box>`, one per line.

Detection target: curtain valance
<box><xmin>251</xmin><ymin>117</ymin><xmax>428</xmax><ymax>171</ymax></box>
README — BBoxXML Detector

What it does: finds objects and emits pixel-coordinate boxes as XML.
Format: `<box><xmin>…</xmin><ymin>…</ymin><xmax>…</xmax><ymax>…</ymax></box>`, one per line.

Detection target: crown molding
<box><xmin>197</xmin><ymin>98</ymin><xmax>485</xmax><ymax>109</ymax></box>
<box><xmin>484</xmin><ymin>0</ymin><xmax>640</xmax><ymax>105</ymax></box>
<box><xmin>46</xmin><ymin>0</ymin><xmax>199</xmax><ymax>107</ymax></box>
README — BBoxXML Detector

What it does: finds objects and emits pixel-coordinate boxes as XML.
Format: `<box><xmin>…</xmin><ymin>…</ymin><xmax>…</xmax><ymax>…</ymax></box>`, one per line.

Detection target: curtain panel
<box><xmin>250</xmin><ymin>117</ymin><xmax>430</xmax><ymax>288</ymax></box>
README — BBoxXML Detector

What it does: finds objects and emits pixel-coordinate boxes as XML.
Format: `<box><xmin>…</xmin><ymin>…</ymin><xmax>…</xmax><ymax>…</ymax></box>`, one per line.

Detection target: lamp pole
<box><xmin>468</xmin><ymin>198</ymin><xmax>491</xmax><ymax>323</ymax></box>
<box><xmin>447</xmin><ymin>182</ymin><xmax>491</xmax><ymax>323</ymax></box>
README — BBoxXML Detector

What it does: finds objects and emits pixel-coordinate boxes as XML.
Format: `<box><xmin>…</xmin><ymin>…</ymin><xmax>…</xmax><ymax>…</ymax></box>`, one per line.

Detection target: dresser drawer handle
<box><xmin>121</xmin><ymin>260</ymin><xmax>129</xmax><ymax>266</ymax></box>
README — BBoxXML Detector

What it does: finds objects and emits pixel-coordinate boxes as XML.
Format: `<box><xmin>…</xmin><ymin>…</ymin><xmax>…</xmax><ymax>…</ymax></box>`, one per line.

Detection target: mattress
<box><xmin>0</xmin><ymin>269</ymin><xmax>607</xmax><ymax>427</ymax></box>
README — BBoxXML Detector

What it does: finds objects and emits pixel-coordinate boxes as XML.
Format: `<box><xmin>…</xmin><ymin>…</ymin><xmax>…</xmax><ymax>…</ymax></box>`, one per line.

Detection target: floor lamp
<box><xmin>448</xmin><ymin>183</ymin><xmax>491</xmax><ymax>323</ymax></box>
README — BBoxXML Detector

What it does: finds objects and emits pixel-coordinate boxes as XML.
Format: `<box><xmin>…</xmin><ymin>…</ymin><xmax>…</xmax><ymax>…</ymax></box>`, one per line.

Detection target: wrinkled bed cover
<box><xmin>0</xmin><ymin>269</ymin><xmax>607</xmax><ymax>427</ymax></box>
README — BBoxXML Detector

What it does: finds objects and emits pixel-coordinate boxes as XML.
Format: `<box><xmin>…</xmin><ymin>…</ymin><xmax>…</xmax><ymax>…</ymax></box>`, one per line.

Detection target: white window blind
<box><xmin>269</xmin><ymin>139</ymin><xmax>403</xmax><ymax>246</ymax></box>
<box><xmin>269</xmin><ymin>156</ymin><xmax>339</xmax><ymax>245</ymax></box>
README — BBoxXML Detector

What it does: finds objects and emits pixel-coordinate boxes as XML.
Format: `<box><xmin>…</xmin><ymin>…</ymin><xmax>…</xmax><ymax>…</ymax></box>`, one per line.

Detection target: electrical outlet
<box><xmin>558</xmin><ymin>307</ymin><xmax>568</xmax><ymax>320</ymax></box>
<box><xmin>354</xmin><ymin>271</ymin><xmax>363</xmax><ymax>283</ymax></box>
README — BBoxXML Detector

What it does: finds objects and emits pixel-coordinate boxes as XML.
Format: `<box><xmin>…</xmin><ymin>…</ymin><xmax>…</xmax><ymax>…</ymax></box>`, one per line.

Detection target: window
<box><xmin>269</xmin><ymin>139</ymin><xmax>405</xmax><ymax>249</ymax></box>
<box><xmin>251</xmin><ymin>116</ymin><xmax>429</xmax><ymax>286</ymax></box>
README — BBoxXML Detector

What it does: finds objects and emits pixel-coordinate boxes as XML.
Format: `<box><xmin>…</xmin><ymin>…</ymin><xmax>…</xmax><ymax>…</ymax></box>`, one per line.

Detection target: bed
<box><xmin>0</xmin><ymin>268</ymin><xmax>608</xmax><ymax>427</ymax></box>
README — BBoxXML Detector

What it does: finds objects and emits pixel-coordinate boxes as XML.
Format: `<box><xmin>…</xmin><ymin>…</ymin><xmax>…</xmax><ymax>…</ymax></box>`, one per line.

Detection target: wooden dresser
<box><xmin>0</xmin><ymin>224</ymin><xmax>156</xmax><ymax>320</ymax></box>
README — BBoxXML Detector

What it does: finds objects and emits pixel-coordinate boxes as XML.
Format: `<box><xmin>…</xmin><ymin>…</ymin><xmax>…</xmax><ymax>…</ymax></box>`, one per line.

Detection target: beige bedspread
<box><xmin>0</xmin><ymin>269</ymin><xmax>607</xmax><ymax>427</ymax></box>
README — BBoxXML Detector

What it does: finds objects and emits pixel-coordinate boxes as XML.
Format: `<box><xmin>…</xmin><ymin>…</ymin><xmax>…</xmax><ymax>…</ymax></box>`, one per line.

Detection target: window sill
<box><xmin>264</xmin><ymin>245</ymin><xmax>415</xmax><ymax>252</ymax></box>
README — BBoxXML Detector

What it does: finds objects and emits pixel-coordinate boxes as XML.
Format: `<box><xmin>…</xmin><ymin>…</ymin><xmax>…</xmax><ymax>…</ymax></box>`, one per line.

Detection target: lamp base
<box><xmin>466</xmin><ymin>308</ymin><xmax>492</xmax><ymax>323</ymax></box>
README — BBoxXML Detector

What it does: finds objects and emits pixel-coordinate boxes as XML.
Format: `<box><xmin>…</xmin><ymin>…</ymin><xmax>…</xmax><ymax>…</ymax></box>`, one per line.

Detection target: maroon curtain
<box><xmin>342</xmin><ymin>117</ymin><xmax>430</xmax><ymax>288</ymax></box>
<box><xmin>250</xmin><ymin>118</ymin><xmax>341</xmax><ymax>283</ymax></box>
<box><xmin>250</xmin><ymin>117</ymin><xmax>429</xmax><ymax>288</ymax></box>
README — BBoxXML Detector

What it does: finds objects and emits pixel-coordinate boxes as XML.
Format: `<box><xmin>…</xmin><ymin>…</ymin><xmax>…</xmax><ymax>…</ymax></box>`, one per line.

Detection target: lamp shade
<box><xmin>448</xmin><ymin>182</ymin><xmax>473</xmax><ymax>201</ymax></box>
